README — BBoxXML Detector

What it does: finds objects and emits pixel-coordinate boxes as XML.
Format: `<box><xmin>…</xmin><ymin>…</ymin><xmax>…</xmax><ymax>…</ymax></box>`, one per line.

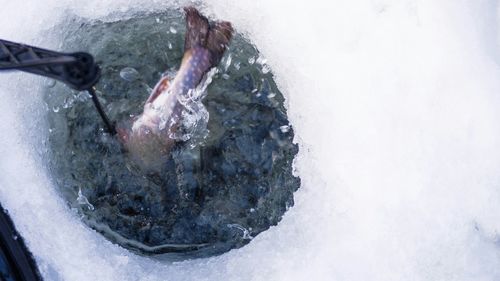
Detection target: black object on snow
<box><xmin>0</xmin><ymin>204</ymin><xmax>42</xmax><ymax>281</ymax></box>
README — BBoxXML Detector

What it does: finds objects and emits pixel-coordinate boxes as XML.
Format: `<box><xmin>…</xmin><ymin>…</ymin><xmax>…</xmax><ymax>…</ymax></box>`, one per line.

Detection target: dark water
<box><xmin>45</xmin><ymin>9</ymin><xmax>299</xmax><ymax>259</ymax></box>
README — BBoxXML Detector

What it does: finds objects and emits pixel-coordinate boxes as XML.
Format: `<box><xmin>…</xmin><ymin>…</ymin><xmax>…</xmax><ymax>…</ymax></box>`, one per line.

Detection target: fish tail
<box><xmin>184</xmin><ymin>6</ymin><xmax>233</xmax><ymax>67</ymax></box>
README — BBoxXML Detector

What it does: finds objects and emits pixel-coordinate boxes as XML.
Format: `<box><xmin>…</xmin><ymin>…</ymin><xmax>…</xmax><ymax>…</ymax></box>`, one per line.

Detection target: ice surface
<box><xmin>1</xmin><ymin>0</ymin><xmax>500</xmax><ymax>280</ymax></box>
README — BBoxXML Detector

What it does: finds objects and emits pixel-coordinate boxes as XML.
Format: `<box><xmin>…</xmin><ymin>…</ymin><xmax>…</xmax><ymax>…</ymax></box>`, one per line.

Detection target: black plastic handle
<box><xmin>0</xmin><ymin>39</ymin><xmax>116</xmax><ymax>134</ymax></box>
<box><xmin>0</xmin><ymin>39</ymin><xmax>100</xmax><ymax>91</ymax></box>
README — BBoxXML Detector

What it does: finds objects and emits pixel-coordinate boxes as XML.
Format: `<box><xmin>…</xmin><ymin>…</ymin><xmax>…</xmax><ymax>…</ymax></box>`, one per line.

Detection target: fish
<box><xmin>117</xmin><ymin>7</ymin><xmax>233</xmax><ymax>171</ymax></box>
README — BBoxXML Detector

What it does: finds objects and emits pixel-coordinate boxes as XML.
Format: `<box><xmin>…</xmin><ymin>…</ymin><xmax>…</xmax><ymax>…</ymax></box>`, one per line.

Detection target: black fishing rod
<box><xmin>0</xmin><ymin>39</ymin><xmax>116</xmax><ymax>135</ymax></box>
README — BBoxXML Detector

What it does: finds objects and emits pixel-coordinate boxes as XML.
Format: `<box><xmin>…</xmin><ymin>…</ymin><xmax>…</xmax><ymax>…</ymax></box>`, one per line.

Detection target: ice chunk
<box><xmin>119</xmin><ymin>67</ymin><xmax>140</xmax><ymax>82</ymax></box>
<box><xmin>76</xmin><ymin>188</ymin><xmax>94</xmax><ymax>211</ymax></box>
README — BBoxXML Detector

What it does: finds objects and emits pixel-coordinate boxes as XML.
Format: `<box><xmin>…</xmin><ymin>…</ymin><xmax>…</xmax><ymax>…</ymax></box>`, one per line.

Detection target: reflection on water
<box><xmin>45</xmin><ymin>9</ymin><xmax>299</xmax><ymax>259</ymax></box>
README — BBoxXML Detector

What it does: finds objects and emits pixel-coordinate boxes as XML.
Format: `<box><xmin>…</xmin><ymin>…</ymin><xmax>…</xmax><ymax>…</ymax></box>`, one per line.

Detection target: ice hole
<box><xmin>45</xmin><ymin>9</ymin><xmax>300</xmax><ymax>259</ymax></box>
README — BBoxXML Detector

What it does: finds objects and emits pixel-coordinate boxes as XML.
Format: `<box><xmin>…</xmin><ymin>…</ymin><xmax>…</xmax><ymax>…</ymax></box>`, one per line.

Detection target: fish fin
<box><xmin>206</xmin><ymin>20</ymin><xmax>233</xmax><ymax>66</ymax></box>
<box><xmin>146</xmin><ymin>77</ymin><xmax>170</xmax><ymax>104</ymax></box>
<box><xmin>184</xmin><ymin>6</ymin><xmax>233</xmax><ymax>67</ymax></box>
<box><xmin>184</xmin><ymin>7</ymin><xmax>210</xmax><ymax>51</ymax></box>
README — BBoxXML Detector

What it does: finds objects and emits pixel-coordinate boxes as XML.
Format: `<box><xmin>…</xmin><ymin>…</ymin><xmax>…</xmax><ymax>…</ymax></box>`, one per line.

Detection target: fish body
<box><xmin>117</xmin><ymin>7</ymin><xmax>233</xmax><ymax>170</ymax></box>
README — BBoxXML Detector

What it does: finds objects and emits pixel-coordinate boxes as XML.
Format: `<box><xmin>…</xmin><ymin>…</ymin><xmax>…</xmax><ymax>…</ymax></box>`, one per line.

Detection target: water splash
<box><xmin>170</xmin><ymin>68</ymin><xmax>217</xmax><ymax>145</ymax></box>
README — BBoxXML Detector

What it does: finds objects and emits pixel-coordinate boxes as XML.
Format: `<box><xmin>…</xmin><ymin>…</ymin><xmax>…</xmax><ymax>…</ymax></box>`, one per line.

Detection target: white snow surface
<box><xmin>1</xmin><ymin>0</ymin><xmax>500</xmax><ymax>280</ymax></box>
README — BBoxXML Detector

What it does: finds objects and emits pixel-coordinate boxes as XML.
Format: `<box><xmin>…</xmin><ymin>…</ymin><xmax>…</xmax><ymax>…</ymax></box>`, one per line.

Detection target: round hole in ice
<box><xmin>45</xmin><ymin>9</ymin><xmax>300</xmax><ymax>259</ymax></box>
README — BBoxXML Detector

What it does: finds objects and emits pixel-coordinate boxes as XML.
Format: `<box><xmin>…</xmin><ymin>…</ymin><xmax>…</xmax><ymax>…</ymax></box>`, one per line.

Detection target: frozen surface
<box><xmin>1</xmin><ymin>0</ymin><xmax>500</xmax><ymax>280</ymax></box>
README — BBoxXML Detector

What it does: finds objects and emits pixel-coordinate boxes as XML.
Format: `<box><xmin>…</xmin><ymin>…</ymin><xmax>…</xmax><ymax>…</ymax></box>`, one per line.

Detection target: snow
<box><xmin>1</xmin><ymin>0</ymin><xmax>500</xmax><ymax>280</ymax></box>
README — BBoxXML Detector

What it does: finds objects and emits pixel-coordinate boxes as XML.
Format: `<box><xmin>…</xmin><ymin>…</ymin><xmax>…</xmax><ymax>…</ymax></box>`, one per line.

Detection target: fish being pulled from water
<box><xmin>117</xmin><ymin>7</ymin><xmax>233</xmax><ymax>170</ymax></box>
